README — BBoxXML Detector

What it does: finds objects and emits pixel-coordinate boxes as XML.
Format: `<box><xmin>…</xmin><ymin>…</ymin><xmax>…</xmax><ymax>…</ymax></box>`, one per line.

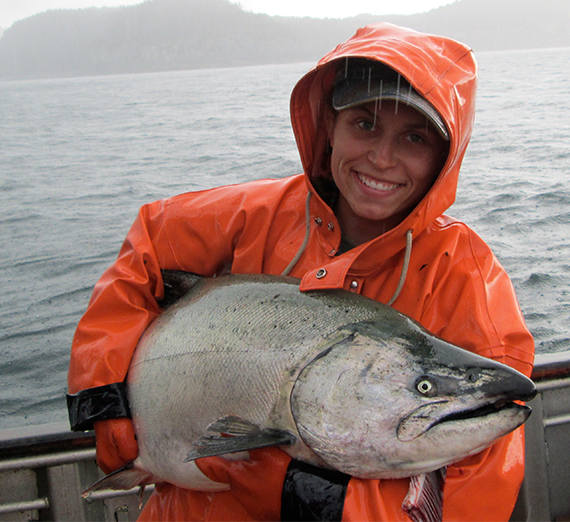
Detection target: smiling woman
<box><xmin>66</xmin><ymin>21</ymin><xmax>534</xmax><ymax>522</ymax></box>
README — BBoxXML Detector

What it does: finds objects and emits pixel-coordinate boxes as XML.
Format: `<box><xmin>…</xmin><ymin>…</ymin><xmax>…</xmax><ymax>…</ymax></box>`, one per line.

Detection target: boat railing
<box><xmin>511</xmin><ymin>350</ymin><xmax>570</xmax><ymax>522</ymax></box>
<box><xmin>1</xmin><ymin>350</ymin><xmax>569</xmax><ymax>521</ymax></box>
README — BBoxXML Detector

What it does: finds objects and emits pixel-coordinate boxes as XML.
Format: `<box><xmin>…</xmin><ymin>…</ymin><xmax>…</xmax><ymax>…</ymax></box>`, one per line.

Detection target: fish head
<box><xmin>290</xmin><ymin>319</ymin><xmax>536</xmax><ymax>479</ymax></box>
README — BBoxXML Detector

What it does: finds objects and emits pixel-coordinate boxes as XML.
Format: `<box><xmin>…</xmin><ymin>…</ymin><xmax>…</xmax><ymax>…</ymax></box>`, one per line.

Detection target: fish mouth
<box><xmin>436</xmin><ymin>400</ymin><xmax>530</xmax><ymax>425</ymax></box>
<box><xmin>397</xmin><ymin>399</ymin><xmax>532</xmax><ymax>442</ymax></box>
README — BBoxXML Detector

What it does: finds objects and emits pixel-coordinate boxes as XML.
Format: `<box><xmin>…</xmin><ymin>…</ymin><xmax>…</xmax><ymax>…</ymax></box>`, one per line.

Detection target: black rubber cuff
<box><xmin>281</xmin><ymin>459</ymin><xmax>350</xmax><ymax>522</ymax></box>
<box><xmin>67</xmin><ymin>382</ymin><xmax>131</xmax><ymax>432</ymax></box>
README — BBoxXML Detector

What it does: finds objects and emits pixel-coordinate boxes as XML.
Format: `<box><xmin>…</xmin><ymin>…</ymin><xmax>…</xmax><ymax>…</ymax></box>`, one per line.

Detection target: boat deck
<box><xmin>1</xmin><ymin>351</ymin><xmax>569</xmax><ymax>521</ymax></box>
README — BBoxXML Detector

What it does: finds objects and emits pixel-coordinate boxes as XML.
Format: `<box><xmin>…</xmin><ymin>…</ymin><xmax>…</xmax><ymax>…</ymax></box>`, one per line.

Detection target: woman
<box><xmin>68</xmin><ymin>22</ymin><xmax>534</xmax><ymax>521</ymax></box>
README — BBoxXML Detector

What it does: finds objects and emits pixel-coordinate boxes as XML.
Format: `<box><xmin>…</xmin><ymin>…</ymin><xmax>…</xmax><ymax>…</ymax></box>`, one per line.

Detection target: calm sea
<box><xmin>1</xmin><ymin>47</ymin><xmax>570</xmax><ymax>429</ymax></box>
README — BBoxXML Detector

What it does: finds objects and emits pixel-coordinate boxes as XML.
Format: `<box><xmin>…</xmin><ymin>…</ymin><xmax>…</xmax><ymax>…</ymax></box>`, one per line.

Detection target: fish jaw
<box><xmin>396</xmin><ymin>395</ymin><xmax>531</xmax><ymax>444</ymax></box>
<box><xmin>389</xmin><ymin>402</ymin><xmax>531</xmax><ymax>476</ymax></box>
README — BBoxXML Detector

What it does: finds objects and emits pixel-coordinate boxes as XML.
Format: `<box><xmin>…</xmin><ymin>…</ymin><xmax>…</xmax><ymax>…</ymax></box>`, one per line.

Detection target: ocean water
<box><xmin>1</xmin><ymin>47</ymin><xmax>569</xmax><ymax>429</ymax></box>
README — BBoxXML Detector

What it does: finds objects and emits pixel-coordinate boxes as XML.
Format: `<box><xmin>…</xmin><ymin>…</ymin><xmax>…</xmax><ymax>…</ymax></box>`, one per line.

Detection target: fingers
<box><xmin>94</xmin><ymin>418</ymin><xmax>139</xmax><ymax>474</ymax></box>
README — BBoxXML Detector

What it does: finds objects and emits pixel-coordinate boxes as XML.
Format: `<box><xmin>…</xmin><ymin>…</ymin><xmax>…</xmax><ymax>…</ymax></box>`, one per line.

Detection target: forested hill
<box><xmin>0</xmin><ymin>0</ymin><xmax>568</xmax><ymax>80</ymax></box>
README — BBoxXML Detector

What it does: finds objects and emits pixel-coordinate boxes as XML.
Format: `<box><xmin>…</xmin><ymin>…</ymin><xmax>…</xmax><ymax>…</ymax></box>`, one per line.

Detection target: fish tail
<box><xmin>82</xmin><ymin>462</ymin><xmax>154</xmax><ymax>497</ymax></box>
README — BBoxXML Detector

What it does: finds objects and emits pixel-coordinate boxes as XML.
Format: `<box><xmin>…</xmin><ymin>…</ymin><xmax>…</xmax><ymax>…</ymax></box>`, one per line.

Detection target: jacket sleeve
<box><xmin>68</xmin><ymin>200</ymin><xmax>168</xmax><ymax>397</ymax></box>
<box><xmin>67</xmin><ymin>192</ymin><xmax>240</xmax><ymax>397</ymax></box>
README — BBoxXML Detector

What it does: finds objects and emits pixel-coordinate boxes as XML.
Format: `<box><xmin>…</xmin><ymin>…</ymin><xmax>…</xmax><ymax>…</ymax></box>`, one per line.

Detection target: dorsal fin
<box><xmin>158</xmin><ymin>269</ymin><xmax>203</xmax><ymax>309</ymax></box>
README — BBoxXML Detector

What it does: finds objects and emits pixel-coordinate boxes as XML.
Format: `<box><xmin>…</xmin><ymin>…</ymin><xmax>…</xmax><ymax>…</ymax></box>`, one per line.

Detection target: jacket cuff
<box><xmin>67</xmin><ymin>382</ymin><xmax>131</xmax><ymax>432</ymax></box>
<box><xmin>281</xmin><ymin>459</ymin><xmax>350</xmax><ymax>521</ymax></box>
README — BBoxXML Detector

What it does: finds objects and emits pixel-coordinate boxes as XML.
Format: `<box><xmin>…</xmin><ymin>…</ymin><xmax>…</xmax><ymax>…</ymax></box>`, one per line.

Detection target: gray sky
<box><xmin>0</xmin><ymin>0</ymin><xmax>456</xmax><ymax>29</ymax></box>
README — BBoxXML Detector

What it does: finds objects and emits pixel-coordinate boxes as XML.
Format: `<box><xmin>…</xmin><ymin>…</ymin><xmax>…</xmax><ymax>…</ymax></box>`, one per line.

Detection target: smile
<box><xmin>357</xmin><ymin>173</ymin><xmax>400</xmax><ymax>192</ymax></box>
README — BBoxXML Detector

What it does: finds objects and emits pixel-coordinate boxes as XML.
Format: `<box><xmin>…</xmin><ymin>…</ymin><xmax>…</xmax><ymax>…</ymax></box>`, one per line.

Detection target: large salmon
<box><xmin>85</xmin><ymin>271</ymin><xmax>536</xmax><ymax>520</ymax></box>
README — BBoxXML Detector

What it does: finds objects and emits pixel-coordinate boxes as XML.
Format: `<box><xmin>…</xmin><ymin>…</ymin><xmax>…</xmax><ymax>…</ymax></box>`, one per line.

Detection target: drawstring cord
<box><xmin>281</xmin><ymin>192</ymin><xmax>313</xmax><ymax>277</ymax></box>
<box><xmin>387</xmin><ymin>229</ymin><xmax>413</xmax><ymax>306</ymax></box>
<box><xmin>281</xmin><ymin>191</ymin><xmax>413</xmax><ymax>308</ymax></box>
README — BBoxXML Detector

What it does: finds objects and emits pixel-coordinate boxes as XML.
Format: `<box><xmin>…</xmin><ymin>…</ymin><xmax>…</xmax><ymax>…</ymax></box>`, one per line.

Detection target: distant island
<box><xmin>1</xmin><ymin>0</ymin><xmax>569</xmax><ymax>80</ymax></box>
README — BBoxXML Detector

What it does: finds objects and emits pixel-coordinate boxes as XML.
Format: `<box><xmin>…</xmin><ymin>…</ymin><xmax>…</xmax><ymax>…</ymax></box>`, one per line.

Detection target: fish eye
<box><xmin>416</xmin><ymin>378</ymin><xmax>436</xmax><ymax>396</ymax></box>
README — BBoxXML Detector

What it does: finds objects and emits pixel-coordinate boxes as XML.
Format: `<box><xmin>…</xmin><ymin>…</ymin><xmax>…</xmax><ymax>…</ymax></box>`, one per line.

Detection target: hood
<box><xmin>290</xmin><ymin>23</ymin><xmax>478</xmax><ymax>240</ymax></box>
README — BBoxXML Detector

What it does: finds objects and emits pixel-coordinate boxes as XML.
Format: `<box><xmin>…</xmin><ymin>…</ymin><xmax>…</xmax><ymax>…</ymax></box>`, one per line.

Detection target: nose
<box><xmin>368</xmin><ymin>136</ymin><xmax>398</xmax><ymax>169</ymax></box>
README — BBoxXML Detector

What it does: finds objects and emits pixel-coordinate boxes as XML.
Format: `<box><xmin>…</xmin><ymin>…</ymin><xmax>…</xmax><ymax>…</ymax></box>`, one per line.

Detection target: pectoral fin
<box><xmin>185</xmin><ymin>416</ymin><xmax>296</xmax><ymax>462</ymax></box>
<box><xmin>402</xmin><ymin>467</ymin><xmax>447</xmax><ymax>522</ymax></box>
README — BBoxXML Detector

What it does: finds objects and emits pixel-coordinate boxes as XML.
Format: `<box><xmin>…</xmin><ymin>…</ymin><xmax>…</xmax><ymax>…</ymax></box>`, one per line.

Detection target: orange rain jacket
<box><xmin>68</xmin><ymin>23</ymin><xmax>534</xmax><ymax>521</ymax></box>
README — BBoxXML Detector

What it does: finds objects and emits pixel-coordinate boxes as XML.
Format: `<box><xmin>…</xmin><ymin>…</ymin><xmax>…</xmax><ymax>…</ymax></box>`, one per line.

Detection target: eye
<box><xmin>357</xmin><ymin>119</ymin><xmax>376</xmax><ymax>132</ymax></box>
<box><xmin>466</xmin><ymin>369</ymin><xmax>480</xmax><ymax>383</ymax></box>
<box><xmin>407</xmin><ymin>132</ymin><xmax>426</xmax><ymax>144</ymax></box>
<box><xmin>416</xmin><ymin>378</ymin><xmax>436</xmax><ymax>396</ymax></box>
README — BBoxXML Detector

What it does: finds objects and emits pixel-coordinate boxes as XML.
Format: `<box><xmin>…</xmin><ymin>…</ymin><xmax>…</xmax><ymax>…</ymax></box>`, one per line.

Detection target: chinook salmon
<box><xmin>85</xmin><ymin>271</ymin><xmax>536</xmax><ymax>520</ymax></box>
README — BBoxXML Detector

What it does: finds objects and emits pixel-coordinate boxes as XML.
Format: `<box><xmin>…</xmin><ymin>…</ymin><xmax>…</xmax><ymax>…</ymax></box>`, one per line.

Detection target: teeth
<box><xmin>357</xmin><ymin>173</ymin><xmax>398</xmax><ymax>191</ymax></box>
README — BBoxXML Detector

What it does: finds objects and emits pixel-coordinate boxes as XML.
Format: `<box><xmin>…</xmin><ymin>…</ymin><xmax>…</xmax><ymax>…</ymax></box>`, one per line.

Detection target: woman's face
<box><xmin>327</xmin><ymin>100</ymin><xmax>448</xmax><ymax>244</ymax></box>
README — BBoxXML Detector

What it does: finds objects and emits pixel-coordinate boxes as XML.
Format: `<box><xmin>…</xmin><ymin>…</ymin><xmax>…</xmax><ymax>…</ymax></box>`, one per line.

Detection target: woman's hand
<box><xmin>93</xmin><ymin>418</ymin><xmax>139</xmax><ymax>474</ymax></box>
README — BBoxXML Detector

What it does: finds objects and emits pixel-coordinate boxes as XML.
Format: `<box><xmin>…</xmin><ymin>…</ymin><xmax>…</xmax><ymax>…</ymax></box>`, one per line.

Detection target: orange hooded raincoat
<box><xmin>68</xmin><ymin>23</ymin><xmax>534</xmax><ymax>521</ymax></box>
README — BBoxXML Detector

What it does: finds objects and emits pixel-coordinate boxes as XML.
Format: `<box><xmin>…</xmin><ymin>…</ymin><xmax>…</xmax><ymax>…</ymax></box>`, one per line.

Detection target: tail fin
<box><xmin>82</xmin><ymin>462</ymin><xmax>155</xmax><ymax>497</ymax></box>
